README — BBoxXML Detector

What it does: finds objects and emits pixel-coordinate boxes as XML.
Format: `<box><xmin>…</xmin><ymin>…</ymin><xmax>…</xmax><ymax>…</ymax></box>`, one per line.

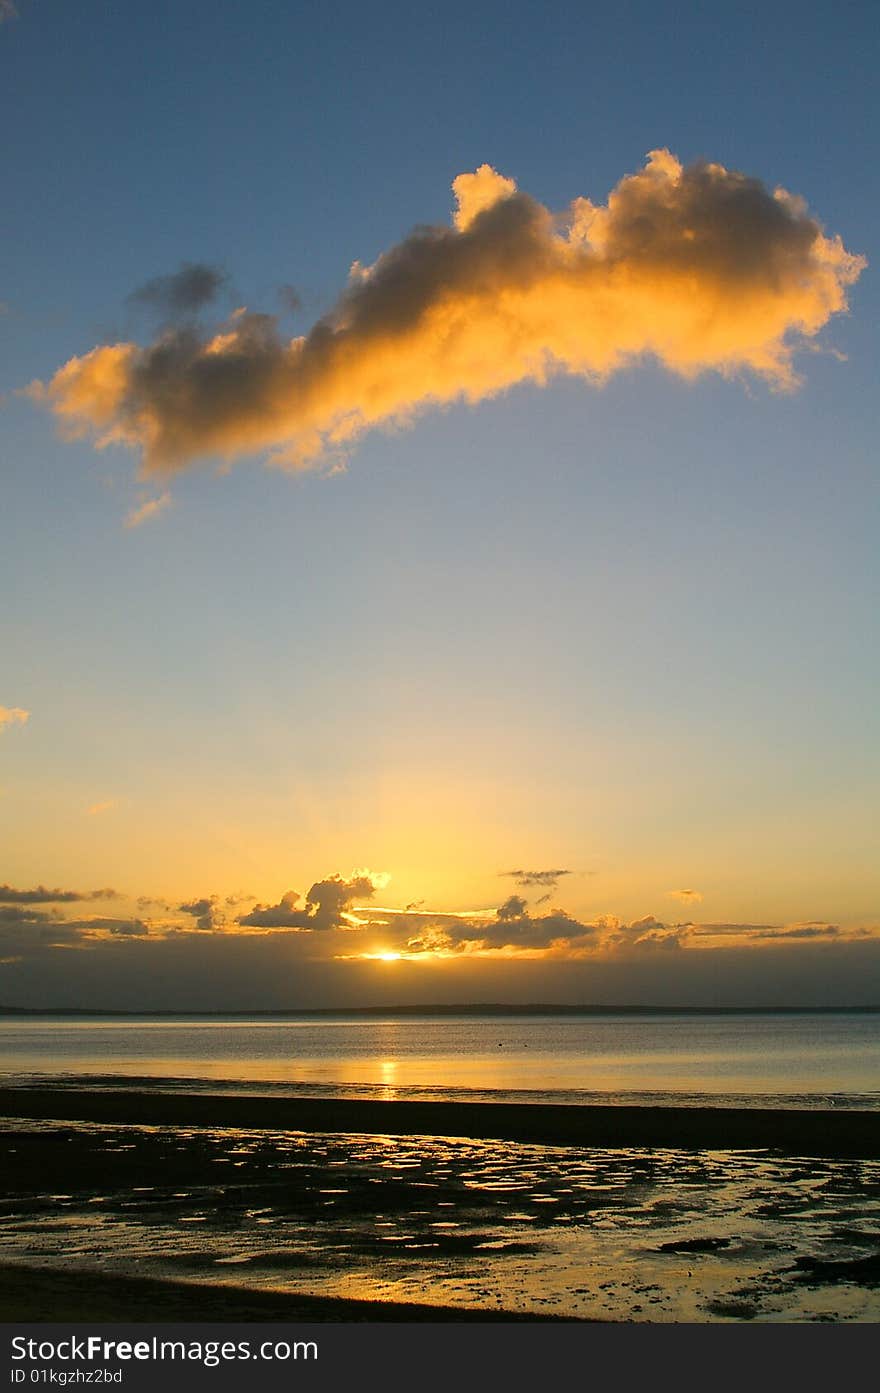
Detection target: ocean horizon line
<box><xmin>2</xmin><ymin>1002</ymin><xmax>879</xmax><ymax>1018</ymax></box>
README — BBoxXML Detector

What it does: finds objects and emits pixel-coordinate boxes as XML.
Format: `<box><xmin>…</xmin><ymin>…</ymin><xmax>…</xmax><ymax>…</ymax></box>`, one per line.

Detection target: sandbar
<box><xmin>2</xmin><ymin>1088</ymin><xmax>879</xmax><ymax>1156</ymax></box>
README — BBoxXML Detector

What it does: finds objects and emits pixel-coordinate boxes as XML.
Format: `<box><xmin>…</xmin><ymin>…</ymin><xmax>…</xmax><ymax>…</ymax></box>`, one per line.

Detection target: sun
<box><xmin>375</xmin><ymin>950</ymin><xmax>402</xmax><ymax>963</ymax></box>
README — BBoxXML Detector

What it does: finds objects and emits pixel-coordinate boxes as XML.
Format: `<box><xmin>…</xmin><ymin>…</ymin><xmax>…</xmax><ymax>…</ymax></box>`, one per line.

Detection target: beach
<box><xmin>0</xmin><ymin>1262</ymin><xmax>564</xmax><ymax>1322</ymax></box>
<box><xmin>2</xmin><ymin>1087</ymin><xmax>880</xmax><ymax>1155</ymax></box>
<box><xmin>2</xmin><ymin>1088</ymin><xmax>880</xmax><ymax>1322</ymax></box>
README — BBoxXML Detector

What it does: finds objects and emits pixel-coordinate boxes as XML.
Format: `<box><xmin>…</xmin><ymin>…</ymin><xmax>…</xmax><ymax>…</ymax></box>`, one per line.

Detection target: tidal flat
<box><xmin>2</xmin><ymin>1112</ymin><xmax>880</xmax><ymax>1322</ymax></box>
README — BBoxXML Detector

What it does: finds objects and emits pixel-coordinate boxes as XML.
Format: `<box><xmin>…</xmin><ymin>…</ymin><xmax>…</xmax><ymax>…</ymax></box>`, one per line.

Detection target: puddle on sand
<box><xmin>1</xmin><ymin>1119</ymin><xmax>880</xmax><ymax>1321</ymax></box>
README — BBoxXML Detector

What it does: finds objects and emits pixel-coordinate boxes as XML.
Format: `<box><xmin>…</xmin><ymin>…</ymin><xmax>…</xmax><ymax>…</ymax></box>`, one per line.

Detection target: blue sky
<box><xmin>1</xmin><ymin>1</ymin><xmax>877</xmax><ymax>1005</ymax></box>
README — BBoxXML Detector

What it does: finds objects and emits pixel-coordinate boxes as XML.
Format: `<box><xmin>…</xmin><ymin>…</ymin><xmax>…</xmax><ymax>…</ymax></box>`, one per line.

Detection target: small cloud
<box><xmin>240</xmin><ymin>871</ymin><xmax>378</xmax><ymax>931</ymax></box>
<box><xmin>0</xmin><ymin>705</ymin><xmax>29</xmax><ymax>733</ymax></box>
<box><xmin>178</xmin><ymin>895</ymin><xmax>225</xmax><ymax>932</ymax></box>
<box><xmin>239</xmin><ymin>888</ymin><xmax>303</xmax><ymax>929</ymax></box>
<box><xmin>124</xmin><ymin>491</ymin><xmax>171</xmax><ymax>529</ymax></box>
<box><xmin>110</xmin><ymin>919</ymin><xmax>149</xmax><ymax>936</ymax></box>
<box><xmin>601</xmin><ymin>915</ymin><xmax>692</xmax><ymax>953</ymax></box>
<box><xmin>0</xmin><ymin>884</ymin><xmax>116</xmax><ymax>905</ymax></box>
<box><xmin>690</xmin><ymin>923</ymin><xmax>775</xmax><ymax>939</ymax></box>
<box><xmin>351</xmin><ymin>867</ymin><xmax>391</xmax><ymax>890</ymax></box>
<box><xmin>687</xmin><ymin>920</ymin><xmax>873</xmax><ymax>944</ymax></box>
<box><xmin>503</xmin><ymin>868</ymin><xmax>571</xmax><ymax>889</ymax></box>
<box><xmin>0</xmin><ymin>905</ymin><xmax>50</xmax><ymax>924</ymax></box>
<box><xmin>400</xmin><ymin>898</ymin><xmax>599</xmax><ymax>956</ymax></box>
<box><xmin>86</xmin><ymin>799</ymin><xmax>117</xmax><ymax>817</ymax></box>
<box><xmin>80</xmin><ymin>917</ymin><xmax>150</xmax><ymax>938</ymax></box>
<box><xmin>129</xmin><ymin>262</ymin><xmax>228</xmax><ymax>320</ymax></box>
<box><xmin>756</xmin><ymin>922</ymin><xmax>841</xmax><ymax>941</ymax></box>
<box><xmin>668</xmin><ymin>888</ymin><xmax>703</xmax><ymax>904</ymax></box>
<box><xmin>497</xmin><ymin>894</ymin><xmax>528</xmax><ymax>921</ymax></box>
<box><xmin>136</xmin><ymin>895</ymin><xmax>172</xmax><ymax>912</ymax></box>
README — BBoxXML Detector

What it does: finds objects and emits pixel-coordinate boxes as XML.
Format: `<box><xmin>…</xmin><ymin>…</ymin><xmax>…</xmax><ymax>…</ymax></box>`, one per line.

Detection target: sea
<box><xmin>0</xmin><ymin>1008</ymin><xmax>878</xmax><ymax>1107</ymax></box>
<box><xmin>3</xmin><ymin>1010</ymin><xmax>880</xmax><ymax>1321</ymax></box>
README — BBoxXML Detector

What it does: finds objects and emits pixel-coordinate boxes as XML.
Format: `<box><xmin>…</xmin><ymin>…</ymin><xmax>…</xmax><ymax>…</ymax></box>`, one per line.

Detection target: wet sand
<box><xmin>2</xmin><ymin>1088</ymin><xmax>880</xmax><ymax>1156</ymax></box>
<box><xmin>3</xmin><ymin>1090</ymin><xmax>880</xmax><ymax>1322</ymax></box>
<box><xmin>0</xmin><ymin>1262</ymin><xmax>567</xmax><ymax>1322</ymax></box>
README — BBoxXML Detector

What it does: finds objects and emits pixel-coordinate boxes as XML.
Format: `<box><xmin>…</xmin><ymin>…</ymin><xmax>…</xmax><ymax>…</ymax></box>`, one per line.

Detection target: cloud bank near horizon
<box><xmin>32</xmin><ymin>151</ymin><xmax>865</xmax><ymax>478</ymax></box>
<box><xmin>0</xmin><ymin>868</ymin><xmax>875</xmax><ymax>968</ymax></box>
<box><xmin>2</xmin><ymin>865</ymin><xmax>879</xmax><ymax>1010</ymax></box>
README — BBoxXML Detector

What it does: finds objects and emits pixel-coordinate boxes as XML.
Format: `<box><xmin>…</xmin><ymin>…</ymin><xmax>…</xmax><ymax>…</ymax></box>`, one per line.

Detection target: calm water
<box><xmin>1</xmin><ymin>1012</ymin><xmax>878</xmax><ymax>1109</ymax></box>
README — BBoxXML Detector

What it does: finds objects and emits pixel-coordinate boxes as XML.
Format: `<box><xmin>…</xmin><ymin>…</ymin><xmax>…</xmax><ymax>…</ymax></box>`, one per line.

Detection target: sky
<box><xmin>1</xmin><ymin>0</ymin><xmax>878</xmax><ymax>1008</ymax></box>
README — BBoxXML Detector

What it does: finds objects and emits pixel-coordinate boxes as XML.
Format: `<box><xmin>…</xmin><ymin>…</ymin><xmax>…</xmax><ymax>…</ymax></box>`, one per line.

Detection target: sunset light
<box><xmin>1</xmin><ymin>0</ymin><xmax>878</xmax><ymax>1340</ymax></box>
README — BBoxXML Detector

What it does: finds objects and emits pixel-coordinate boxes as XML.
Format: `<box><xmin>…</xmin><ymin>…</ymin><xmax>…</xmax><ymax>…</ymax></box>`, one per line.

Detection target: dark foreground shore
<box><xmin>0</xmin><ymin>1263</ymin><xmax>573</xmax><ymax>1323</ymax></box>
<box><xmin>2</xmin><ymin>1087</ymin><xmax>879</xmax><ymax>1156</ymax></box>
<box><xmin>3</xmin><ymin>1103</ymin><xmax>880</xmax><ymax>1322</ymax></box>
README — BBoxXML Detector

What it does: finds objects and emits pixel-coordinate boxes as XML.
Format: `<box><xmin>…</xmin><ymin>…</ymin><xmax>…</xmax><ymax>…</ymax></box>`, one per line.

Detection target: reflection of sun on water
<box><xmin>378</xmin><ymin>1056</ymin><xmax>399</xmax><ymax>1098</ymax></box>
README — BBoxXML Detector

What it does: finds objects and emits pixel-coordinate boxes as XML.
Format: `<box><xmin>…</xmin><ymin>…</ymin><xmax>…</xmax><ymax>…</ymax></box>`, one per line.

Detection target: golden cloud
<box><xmin>669</xmin><ymin>888</ymin><xmax>703</xmax><ymax>903</ymax></box>
<box><xmin>32</xmin><ymin>150</ymin><xmax>865</xmax><ymax>475</ymax></box>
<box><xmin>0</xmin><ymin>705</ymin><xmax>29</xmax><ymax>733</ymax></box>
<box><xmin>124</xmin><ymin>491</ymin><xmax>171</xmax><ymax>529</ymax></box>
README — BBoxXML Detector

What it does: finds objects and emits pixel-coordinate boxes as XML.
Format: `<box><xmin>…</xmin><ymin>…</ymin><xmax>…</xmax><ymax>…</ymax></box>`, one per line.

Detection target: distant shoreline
<box><xmin>3</xmin><ymin>1087</ymin><xmax>880</xmax><ymax>1157</ymax></box>
<box><xmin>2</xmin><ymin>1002</ymin><xmax>879</xmax><ymax>1018</ymax></box>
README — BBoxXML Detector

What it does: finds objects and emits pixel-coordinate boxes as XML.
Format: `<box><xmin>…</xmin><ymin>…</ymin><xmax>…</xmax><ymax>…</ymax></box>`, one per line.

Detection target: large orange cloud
<box><xmin>32</xmin><ymin>150</ymin><xmax>865</xmax><ymax>475</ymax></box>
